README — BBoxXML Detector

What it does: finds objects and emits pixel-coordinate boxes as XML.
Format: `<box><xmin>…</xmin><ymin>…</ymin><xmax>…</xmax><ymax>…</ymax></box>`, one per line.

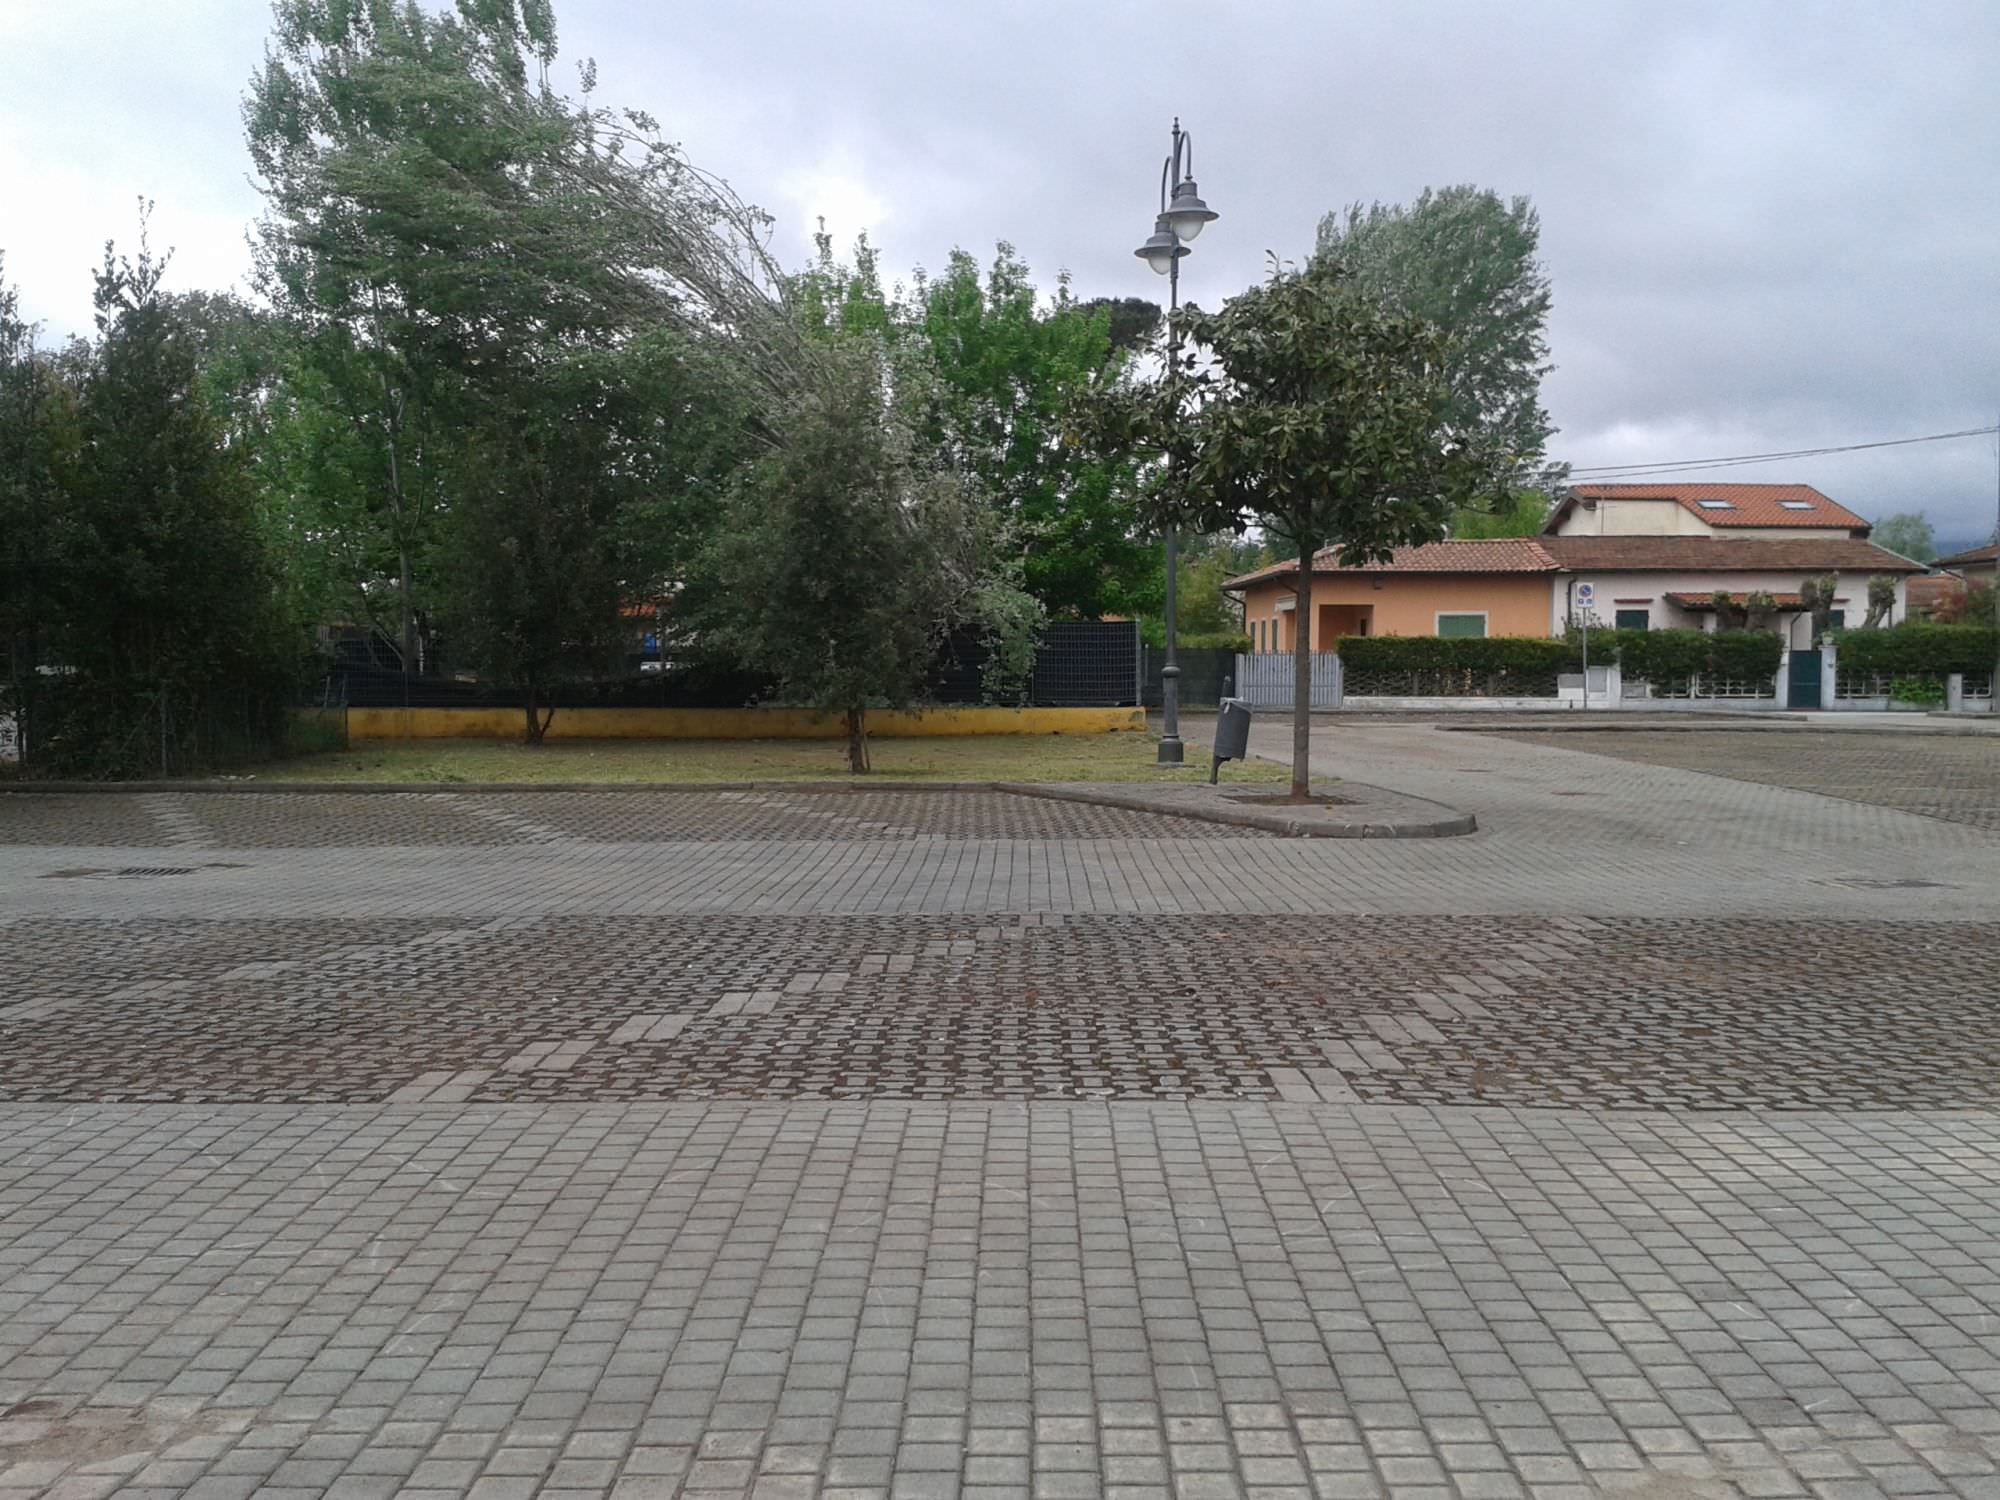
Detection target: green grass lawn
<box><xmin>249</xmin><ymin>733</ymin><xmax>1286</xmax><ymax>786</ymax></box>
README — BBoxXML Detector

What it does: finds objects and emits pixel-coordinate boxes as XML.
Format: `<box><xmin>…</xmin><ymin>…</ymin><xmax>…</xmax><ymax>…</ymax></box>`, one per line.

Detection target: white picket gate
<box><xmin>1232</xmin><ymin>652</ymin><xmax>1343</xmax><ymax>709</ymax></box>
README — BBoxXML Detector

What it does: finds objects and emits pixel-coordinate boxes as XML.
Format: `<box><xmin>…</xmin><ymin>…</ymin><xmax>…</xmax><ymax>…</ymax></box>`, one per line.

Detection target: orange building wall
<box><xmin>1239</xmin><ymin>574</ymin><xmax>1555</xmax><ymax>647</ymax></box>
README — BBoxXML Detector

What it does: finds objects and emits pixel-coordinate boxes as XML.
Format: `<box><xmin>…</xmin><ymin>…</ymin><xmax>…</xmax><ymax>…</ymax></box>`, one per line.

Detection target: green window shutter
<box><xmin>1614</xmin><ymin>609</ymin><xmax>1650</xmax><ymax>631</ymax></box>
<box><xmin>1436</xmin><ymin>614</ymin><xmax>1487</xmax><ymax>638</ymax></box>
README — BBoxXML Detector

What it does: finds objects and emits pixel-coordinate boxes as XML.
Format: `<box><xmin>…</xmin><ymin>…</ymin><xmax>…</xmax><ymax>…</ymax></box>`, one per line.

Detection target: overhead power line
<box><xmin>1567</xmin><ymin>425</ymin><xmax>2000</xmax><ymax>481</ymax></box>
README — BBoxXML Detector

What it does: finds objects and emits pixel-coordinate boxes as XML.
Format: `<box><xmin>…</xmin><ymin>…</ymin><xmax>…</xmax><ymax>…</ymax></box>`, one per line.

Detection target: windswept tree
<box><xmin>246</xmin><ymin>0</ymin><xmax>799</xmax><ymax>688</ymax></box>
<box><xmin>1097</xmin><ymin>259</ymin><xmax>1503</xmax><ymax>795</ymax></box>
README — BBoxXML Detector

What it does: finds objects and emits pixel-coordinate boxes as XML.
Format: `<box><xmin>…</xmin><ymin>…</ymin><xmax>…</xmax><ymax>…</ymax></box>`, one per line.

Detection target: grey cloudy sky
<box><xmin>6</xmin><ymin>0</ymin><xmax>1999</xmax><ymax>540</ymax></box>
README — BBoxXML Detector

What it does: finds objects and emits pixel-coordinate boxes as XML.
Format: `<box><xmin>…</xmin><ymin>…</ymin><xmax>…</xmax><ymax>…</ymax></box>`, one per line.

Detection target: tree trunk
<box><xmin>1291</xmin><ymin>542</ymin><xmax>1314</xmax><ymax>799</ymax></box>
<box><xmin>523</xmin><ymin>683</ymin><xmax>554</xmax><ymax>745</ymax></box>
<box><xmin>399</xmin><ymin>546</ymin><xmax>416</xmax><ymax>675</ymax></box>
<box><xmin>846</xmin><ymin>706</ymin><xmax>870</xmax><ymax>774</ymax></box>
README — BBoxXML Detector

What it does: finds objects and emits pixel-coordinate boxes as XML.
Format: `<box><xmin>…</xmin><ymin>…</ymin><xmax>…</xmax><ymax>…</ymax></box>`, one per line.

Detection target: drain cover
<box><xmin>1828</xmin><ymin>877</ymin><xmax>1951</xmax><ymax>890</ymax></box>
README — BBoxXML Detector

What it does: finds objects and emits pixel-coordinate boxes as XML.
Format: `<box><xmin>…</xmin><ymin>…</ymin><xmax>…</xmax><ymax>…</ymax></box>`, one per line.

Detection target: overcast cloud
<box><xmin>5</xmin><ymin>0</ymin><xmax>1999</xmax><ymax>541</ymax></box>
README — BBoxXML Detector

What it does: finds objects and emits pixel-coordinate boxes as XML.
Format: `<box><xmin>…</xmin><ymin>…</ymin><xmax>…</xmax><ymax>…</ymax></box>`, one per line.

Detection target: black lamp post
<box><xmin>1134</xmin><ymin>118</ymin><xmax>1217</xmax><ymax>766</ymax></box>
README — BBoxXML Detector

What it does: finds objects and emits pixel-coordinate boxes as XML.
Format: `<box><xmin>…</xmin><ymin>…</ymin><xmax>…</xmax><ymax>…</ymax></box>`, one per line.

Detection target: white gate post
<box><xmin>1820</xmin><ymin>639</ymin><xmax>1837</xmax><ymax>711</ymax></box>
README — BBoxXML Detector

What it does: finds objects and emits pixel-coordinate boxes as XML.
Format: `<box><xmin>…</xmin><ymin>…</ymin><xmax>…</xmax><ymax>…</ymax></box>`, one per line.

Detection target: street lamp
<box><xmin>1133</xmin><ymin>117</ymin><xmax>1217</xmax><ymax>766</ymax></box>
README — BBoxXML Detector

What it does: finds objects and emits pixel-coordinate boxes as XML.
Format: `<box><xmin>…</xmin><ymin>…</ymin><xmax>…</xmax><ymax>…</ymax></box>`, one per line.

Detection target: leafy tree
<box><xmin>1100</xmin><ymin>259</ymin><xmax>1501</xmax><ymax>795</ymax></box>
<box><xmin>1074</xmin><ymin>296</ymin><xmax>1163</xmax><ymax>355</ymax></box>
<box><xmin>795</xmin><ymin>236</ymin><xmax>1152</xmax><ymax>619</ymax></box>
<box><xmin>21</xmin><ymin>236</ymin><xmax>298</xmax><ymax>775</ymax></box>
<box><xmin>247</xmin><ymin>0</ymin><xmax>773</xmax><ymax>716</ymax></box>
<box><xmin>1450</xmin><ymin>488</ymin><xmax>1549</xmax><ymax>538</ymax></box>
<box><xmin>0</xmin><ymin>258</ymin><xmax>84</xmax><ymax>768</ymax></box>
<box><xmin>1872</xmin><ymin>511</ymin><xmax>1937</xmax><ymax>562</ymax></box>
<box><xmin>709</xmin><ymin>338</ymin><xmax>1037</xmax><ymax>771</ymax></box>
<box><xmin>1316</xmin><ymin>186</ymin><xmax>1556</xmax><ymax>491</ymax></box>
<box><xmin>245</xmin><ymin>0</ymin><xmax>680</xmax><ymax>677</ymax></box>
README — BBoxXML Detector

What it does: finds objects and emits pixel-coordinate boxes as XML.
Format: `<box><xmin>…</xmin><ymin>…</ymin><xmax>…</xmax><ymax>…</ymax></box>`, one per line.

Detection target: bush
<box><xmin>1337</xmin><ymin>636</ymin><xmax>1572</xmax><ymax>696</ymax></box>
<box><xmin>1834</xmin><ymin>623</ymin><xmax>1999</xmax><ymax>677</ymax></box>
<box><xmin>1889</xmin><ymin>677</ymin><xmax>1946</xmax><ymax>707</ymax></box>
<box><xmin>1572</xmin><ymin>627</ymin><xmax>1781</xmax><ymax>688</ymax></box>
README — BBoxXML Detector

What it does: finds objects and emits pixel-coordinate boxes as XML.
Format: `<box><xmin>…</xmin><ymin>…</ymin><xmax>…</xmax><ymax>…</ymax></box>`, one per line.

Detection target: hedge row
<box><xmin>1338</xmin><ymin>630</ymin><xmax>1783</xmax><ymax>686</ymax></box>
<box><xmin>1575</xmin><ymin>628</ymin><xmax>1783</xmax><ymax>685</ymax></box>
<box><xmin>1831</xmin><ymin>623</ymin><xmax>2000</xmax><ymax>677</ymax></box>
<box><xmin>1336</xmin><ymin>636</ymin><xmax>1573</xmax><ymax>677</ymax></box>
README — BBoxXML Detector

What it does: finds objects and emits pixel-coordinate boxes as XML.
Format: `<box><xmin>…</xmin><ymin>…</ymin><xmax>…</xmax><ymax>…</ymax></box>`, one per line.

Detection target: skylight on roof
<box><xmin>1778</xmin><ymin>500</ymin><xmax>1815</xmax><ymax>510</ymax></box>
<box><xmin>1695</xmin><ymin>499</ymin><xmax>1735</xmax><ymax>510</ymax></box>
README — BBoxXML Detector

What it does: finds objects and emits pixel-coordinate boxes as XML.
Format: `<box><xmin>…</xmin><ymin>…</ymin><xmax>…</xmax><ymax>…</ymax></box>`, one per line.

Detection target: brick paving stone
<box><xmin>1478</xmin><ymin>727</ymin><xmax>2000</xmax><ymax>832</ymax></box>
<box><xmin>4</xmin><ymin>913</ymin><xmax>2000</xmax><ymax>1108</ymax></box>
<box><xmin>3</xmin><ymin>732</ymin><xmax>2000</xmax><ymax>1499</ymax></box>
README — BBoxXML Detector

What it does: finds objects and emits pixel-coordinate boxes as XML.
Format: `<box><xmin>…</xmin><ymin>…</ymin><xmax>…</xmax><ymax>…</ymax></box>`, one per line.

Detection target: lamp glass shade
<box><xmin>1167</xmin><ymin>179</ymin><xmax>1218</xmax><ymax>241</ymax></box>
<box><xmin>1134</xmin><ymin>214</ymin><xmax>1188</xmax><ymax>275</ymax></box>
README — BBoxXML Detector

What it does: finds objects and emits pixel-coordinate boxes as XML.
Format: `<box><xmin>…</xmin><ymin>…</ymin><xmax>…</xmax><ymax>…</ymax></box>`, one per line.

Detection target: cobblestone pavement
<box><xmin>7</xmin><ymin>735</ymin><xmax>2000</xmax><ymax>1498</ymax></box>
<box><xmin>5</xmin><ymin>1104</ymin><xmax>2000</xmax><ymax>1500</ymax></box>
<box><xmin>5</xmin><ymin>914</ymin><xmax>1999</xmax><ymax>1111</ymax></box>
<box><xmin>0</xmin><ymin>789</ymin><xmax>1268</xmax><ymax>849</ymax></box>
<box><xmin>1470</xmin><ymin>729</ymin><xmax>2000</xmax><ymax>834</ymax></box>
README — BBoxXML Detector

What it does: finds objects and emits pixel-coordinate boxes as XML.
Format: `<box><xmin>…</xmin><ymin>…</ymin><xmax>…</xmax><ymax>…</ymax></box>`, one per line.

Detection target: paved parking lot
<box><xmin>5</xmin><ymin>725</ymin><xmax>2000</xmax><ymax>1499</ymax></box>
<box><xmin>1474</xmin><ymin>726</ymin><xmax>2000</xmax><ymax>832</ymax></box>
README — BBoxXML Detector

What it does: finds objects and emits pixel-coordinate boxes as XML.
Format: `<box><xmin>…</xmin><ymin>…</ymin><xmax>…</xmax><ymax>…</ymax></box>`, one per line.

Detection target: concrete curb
<box><xmin>1000</xmin><ymin>781</ymin><xmax>1477</xmax><ymax>839</ymax></box>
<box><xmin>0</xmin><ymin>775</ymin><xmax>1477</xmax><ymax>838</ymax></box>
<box><xmin>1447</xmin><ymin>721</ymin><xmax>2000</xmax><ymax>738</ymax></box>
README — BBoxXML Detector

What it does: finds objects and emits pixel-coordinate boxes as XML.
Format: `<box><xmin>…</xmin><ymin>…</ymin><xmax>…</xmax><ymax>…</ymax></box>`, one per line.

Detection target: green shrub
<box><xmin>1834</xmin><ymin>623</ymin><xmax>1999</xmax><ymax>677</ymax></box>
<box><xmin>1337</xmin><ymin>635</ymin><xmax>1573</xmax><ymax>696</ymax></box>
<box><xmin>1570</xmin><ymin>627</ymin><xmax>1780</xmax><ymax>687</ymax></box>
<box><xmin>1889</xmin><ymin>676</ymin><xmax>1946</xmax><ymax>707</ymax></box>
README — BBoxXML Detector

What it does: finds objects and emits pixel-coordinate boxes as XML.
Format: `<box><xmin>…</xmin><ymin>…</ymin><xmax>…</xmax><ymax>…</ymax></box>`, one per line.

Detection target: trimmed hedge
<box><xmin>1329</xmin><ymin>629</ymin><xmax>1786</xmax><ymax>697</ymax></box>
<box><xmin>1832</xmin><ymin>623</ymin><xmax>1999</xmax><ymax>677</ymax></box>
<box><xmin>1337</xmin><ymin>636</ymin><xmax>1573</xmax><ymax>697</ymax></box>
<box><xmin>1570</xmin><ymin>627</ymin><xmax>1781</xmax><ymax>686</ymax></box>
<box><xmin>1337</xmin><ymin>636</ymin><xmax>1574</xmax><ymax>677</ymax></box>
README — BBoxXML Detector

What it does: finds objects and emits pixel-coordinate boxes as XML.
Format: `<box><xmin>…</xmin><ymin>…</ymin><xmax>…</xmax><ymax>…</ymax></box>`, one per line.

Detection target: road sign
<box><xmin>1576</xmin><ymin>582</ymin><xmax>1595</xmax><ymax>607</ymax></box>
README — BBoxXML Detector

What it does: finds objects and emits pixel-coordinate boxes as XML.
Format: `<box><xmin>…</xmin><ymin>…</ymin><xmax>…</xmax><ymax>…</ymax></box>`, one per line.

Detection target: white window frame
<box><xmin>1434</xmin><ymin>611</ymin><xmax>1489</xmax><ymax>638</ymax></box>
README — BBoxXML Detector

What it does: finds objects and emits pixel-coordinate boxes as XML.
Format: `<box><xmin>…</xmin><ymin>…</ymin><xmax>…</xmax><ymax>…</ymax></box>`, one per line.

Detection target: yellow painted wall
<box><xmin>1239</xmin><ymin>574</ymin><xmax>1556</xmax><ymax>642</ymax></box>
<box><xmin>343</xmin><ymin>706</ymin><xmax>1147</xmax><ymax>740</ymax></box>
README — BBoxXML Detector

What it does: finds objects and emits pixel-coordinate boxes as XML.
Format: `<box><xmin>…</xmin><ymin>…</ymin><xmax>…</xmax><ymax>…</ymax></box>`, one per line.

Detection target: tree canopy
<box><xmin>1096</xmin><ymin>258</ymin><xmax>1505</xmax><ymax>794</ymax></box>
<box><xmin>1872</xmin><ymin>511</ymin><xmax>1938</xmax><ymax>562</ymax></box>
<box><xmin>1316</xmin><ymin>185</ymin><xmax>1556</xmax><ymax>487</ymax></box>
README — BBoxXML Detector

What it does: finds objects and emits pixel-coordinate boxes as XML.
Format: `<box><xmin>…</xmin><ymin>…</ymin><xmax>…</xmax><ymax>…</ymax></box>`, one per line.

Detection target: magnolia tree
<box><xmin>1099</xmin><ymin>258</ymin><xmax>1504</xmax><ymax>796</ymax></box>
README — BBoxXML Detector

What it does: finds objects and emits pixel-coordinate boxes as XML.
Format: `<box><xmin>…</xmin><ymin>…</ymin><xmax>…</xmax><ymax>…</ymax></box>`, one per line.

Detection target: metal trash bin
<box><xmin>1211</xmin><ymin>697</ymin><xmax>1252</xmax><ymax>783</ymax></box>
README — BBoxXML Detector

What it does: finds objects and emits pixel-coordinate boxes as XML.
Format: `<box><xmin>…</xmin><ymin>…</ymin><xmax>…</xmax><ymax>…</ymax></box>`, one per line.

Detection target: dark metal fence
<box><xmin>1139</xmin><ymin>646</ymin><xmax>1238</xmax><ymax>709</ymax></box>
<box><xmin>322</xmin><ymin>621</ymin><xmax>1144</xmax><ymax>713</ymax></box>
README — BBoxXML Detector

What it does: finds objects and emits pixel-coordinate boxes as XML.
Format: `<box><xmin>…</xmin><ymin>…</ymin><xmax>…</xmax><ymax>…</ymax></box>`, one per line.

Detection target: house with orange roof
<box><xmin>1543</xmin><ymin>482</ymin><xmax>1872</xmax><ymax>539</ymax></box>
<box><xmin>1226</xmin><ymin>533</ymin><xmax>1924</xmax><ymax>653</ymax></box>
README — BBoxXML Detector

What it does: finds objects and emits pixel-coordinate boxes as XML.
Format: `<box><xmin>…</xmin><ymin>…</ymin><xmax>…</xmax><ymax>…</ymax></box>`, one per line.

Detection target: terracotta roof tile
<box><xmin>1222</xmin><ymin>538</ymin><xmax>1554</xmax><ymax>589</ymax></box>
<box><xmin>1559</xmin><ymin>482</ymin><xmax>1870</xmax><ymax>531</ymax></box>
<box><xmin>1539</xmin><ymin>535</ymin><xmax>1924</xmax><ymax>573</ymax></box>
<box><xmin>1936</xmin><ymin>542</ymin><xmax>1999</xmax><ymax>568</ymax></box>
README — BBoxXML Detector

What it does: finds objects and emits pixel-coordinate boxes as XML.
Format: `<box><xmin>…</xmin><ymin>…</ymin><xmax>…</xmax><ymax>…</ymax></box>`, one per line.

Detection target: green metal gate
<box><xmin>1789</xmin><ymin>648</ymin><xmax>1822</xmax><ymax>709</ymax></box>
